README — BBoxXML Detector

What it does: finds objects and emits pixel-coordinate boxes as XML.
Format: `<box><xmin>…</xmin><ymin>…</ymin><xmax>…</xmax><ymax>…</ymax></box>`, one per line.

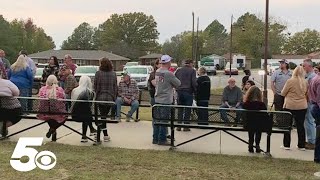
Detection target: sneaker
<box><xmin>90</xmin><ymin>129</ymin><xmax>97</xmax><ymax>136</ymax></box>
<box><xmin>183</xmin><ymin>128</ymin><xmax>190</xmax><ymax>132</ymax></box>
<box><xmin>280</xmin><ymin>145</ymin><xmax>291</xmax><ymax>150</ymax></box>
<box><xmin>126</xmin><ymin>116</ymin><xmax>134</xmax><ymax>122</ymax></box>
<box><xmin>305</xmin><ymin>142</ymin><xmax>315</xmax><ymax>150</ymax></box>
<box><xmin>52</xmin><ymin>132</ymin><xmax>57</xmax><ymax>142</ymax></box>
<box><xmin>158</xmin><ymin>141</ymin><xmax>171</xmax><ymax>146</ymax></box>
<box><xmin>176</xmin><ymin>127</ymin><xmax>181</xmax><ymax>131</ymax></box>
<box><xmin>81</xmin><ymin>138</ymin><xmax>88</xmax><ymax>143</ymax></box>
<box><xmin>134</xmin><ymin>118</ymin><xmax>140</xmax><ymax>122</ymax></box>
<box><xmin>297</xmin><ymin>145</ymin><xmax>306</xmax><ymax>151</ymax></box>
<box><xmin>104</xmin><ymin>136</ymin><xmax>111</xmax><ymax>142</ymax></box>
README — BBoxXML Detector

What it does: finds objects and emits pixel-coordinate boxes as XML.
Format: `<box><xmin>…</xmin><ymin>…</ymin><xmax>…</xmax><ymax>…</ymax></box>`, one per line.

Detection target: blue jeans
<box><xmin>19</xmin><ymin>88</ymin><xmax>29</xmax><ymax>111</ymax></box>
<box><xmin>177</xmin><ymin>91</ymin><xmax>193</xmax><ymax>124</ymax></box>
<box><xmin>305</xmin><ymin>102</ymin><xmax>316</xmax><ymax>144</ymax></box>
<box><xmin>219</xmin><ymin>104</ymin><xmax>242</xmax><ymax>123</ymax></box>
<box><xmin>115</xmin><ymin>97</ymin><xmax>139</xmax><ymax>118</ymax></box>
<box><xmin>153</xmin><ymin>104</ymin><xmax>170</xmax><ymax>143</ymax></box>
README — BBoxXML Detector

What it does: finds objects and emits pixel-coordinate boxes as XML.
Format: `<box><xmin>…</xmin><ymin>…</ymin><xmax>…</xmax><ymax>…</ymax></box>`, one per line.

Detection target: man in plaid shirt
<box><xmin>115</xmin><ymin>72</ymin><xmax>139</xmax><ymax>122</ymax></box>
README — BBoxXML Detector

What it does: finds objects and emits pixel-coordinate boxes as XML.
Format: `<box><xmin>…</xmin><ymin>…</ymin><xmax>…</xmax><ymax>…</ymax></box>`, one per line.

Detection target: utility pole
<box><xmin>192</xmin><ymin>12</ymin><xmax>195</xmax><ymax>61</ymax></box>
<box><xmin>263</xmin><ymin>0</ymin><xmax>269</xmax><ymax>106</ymax></box>
<box><xmin>229</xmin><ymin>15</ymin><xmax>233</xmax><ymax>78</ymax></box>
<box><xmin>195</xmin><ymin>17</ymin><xmax>199</xmax><ymax>69</ymax></box>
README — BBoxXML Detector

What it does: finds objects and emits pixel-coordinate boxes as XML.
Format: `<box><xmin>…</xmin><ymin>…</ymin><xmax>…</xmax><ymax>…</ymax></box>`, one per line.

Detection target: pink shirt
<box><xmin>309</xmin><ymin>74</ymin><xmax>320</xmax><ymax>107</ymax></box>
<box><xmin>68</xmin><ymin>63</ymin><xmax>77</xmax><ymax>75</ymax></box>
<box><xmin>37</xmin><ymin>85</ymin><xmax>66</xmax><ymax>123</ymax></box>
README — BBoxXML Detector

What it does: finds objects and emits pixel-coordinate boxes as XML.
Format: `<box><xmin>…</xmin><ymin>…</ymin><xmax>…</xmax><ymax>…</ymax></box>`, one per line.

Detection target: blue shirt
<box><xmin>271</xmin><ymin>69</ymin><xmax>292</xmax><ymax>95</ymax></box>
<box><xmin>8</xmin><ymin>67</ymin><xmax>34</xmax><ymax>89</ymax></box>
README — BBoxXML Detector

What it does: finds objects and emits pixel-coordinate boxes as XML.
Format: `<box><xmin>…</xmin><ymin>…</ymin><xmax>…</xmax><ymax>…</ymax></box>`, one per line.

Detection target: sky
<box><xmin>1</xmin><ymin>0</ymin><xmax>320</xmax><ymax>49</ymax></box>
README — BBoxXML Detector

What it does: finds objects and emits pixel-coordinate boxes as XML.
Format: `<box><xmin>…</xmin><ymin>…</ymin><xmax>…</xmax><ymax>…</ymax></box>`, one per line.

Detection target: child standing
<box><xmin>242</xmin><ymin>86</ymin><xmax>268</xmax><ymax>153</ymax></box>
<box><xmin>196</xmin><ymin>67</ymin><xmax>211</xmax><ymax>125</ymax></box>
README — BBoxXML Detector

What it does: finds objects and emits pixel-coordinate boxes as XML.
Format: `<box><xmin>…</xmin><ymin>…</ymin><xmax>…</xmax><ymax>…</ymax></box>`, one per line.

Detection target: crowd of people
<box><xmin>1</xmin><ymin>50</ymin><xmax>320</xmax><ymax>159</ymax></box>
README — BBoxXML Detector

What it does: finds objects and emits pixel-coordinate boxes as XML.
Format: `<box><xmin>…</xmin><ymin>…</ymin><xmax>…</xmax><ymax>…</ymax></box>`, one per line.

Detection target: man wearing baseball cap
<box><xmin>153</xmin><ymin>54</ymin><xmax>181</xmax><ymax>145</ymax></box>
<box><xmin>115</xmin><ymin>71</ymin><xmax>140</xmax><ymax>122</ymax></box>
<box><xmin>271</xmin><ymin>59</ymin><xmax>292</xmax><ymax>111</ymax></box>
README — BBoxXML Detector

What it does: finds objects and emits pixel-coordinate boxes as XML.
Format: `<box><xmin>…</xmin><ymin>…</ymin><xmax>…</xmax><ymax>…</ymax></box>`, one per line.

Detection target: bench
<box><xmin>152</xmin><ymin>105</ymin><xmax>293</xmax><ymax>156</ymax></box>
<box><xmin>0</xmin><ymin>97</ymin><xmax>118</xmax><ymax>145</ymax></box>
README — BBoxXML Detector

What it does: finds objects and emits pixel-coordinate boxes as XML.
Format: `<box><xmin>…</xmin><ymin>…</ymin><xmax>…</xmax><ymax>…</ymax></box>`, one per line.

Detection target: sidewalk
<box><xmin>4</xmin><ymin>119</ymin><xmax>314</xmax><ymax>162</ymax></box>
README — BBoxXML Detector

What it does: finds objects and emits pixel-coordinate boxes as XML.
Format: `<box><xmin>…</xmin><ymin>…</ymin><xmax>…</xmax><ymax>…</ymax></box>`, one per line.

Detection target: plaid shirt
<box><xmin>118</xmin><ymin>79</ymin><xmax>139</xmax><ymax>100</ymax></box>
<box><xmin>94</xmin><ymin>71</ymin><xmax>118</xmax><ymax>101</ymax></box>
<box><xmin>64</xmin><ymin>74</ymin><xmax>78</xmax><ymax>96</ymax></box>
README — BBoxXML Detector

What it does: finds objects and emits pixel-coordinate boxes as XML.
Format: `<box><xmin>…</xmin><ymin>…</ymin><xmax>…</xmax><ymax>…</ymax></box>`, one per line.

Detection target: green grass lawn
<box><xmin>0</xmin><ymin>141</ymin><xmax>319</xmax><ymax>179</ymax></box>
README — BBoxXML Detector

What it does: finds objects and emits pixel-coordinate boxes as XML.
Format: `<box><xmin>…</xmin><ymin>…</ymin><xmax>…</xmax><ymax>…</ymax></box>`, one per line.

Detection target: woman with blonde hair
<box><xmin>281</xmin><ymin>66</ymin><xmax>308</xmax><ymax>150</ymax></box>
<box><xmin>243</xmin><ymin>86</ymin><xmax>268</xmax><ymax>153</ymax></box>
<box><xmin>8</xmin><ymin>55</ymin><xmax>33</xmax><ymax>111</ymax></box>
<box><xmin>71</xmin><ymin>75</ymin><xmax>96</xmax><ymax>143</ymax></box>
<box><xmin>37</xmin><ymin>75</ymin><xmax>66</xmax><ymax>141</ymax></box>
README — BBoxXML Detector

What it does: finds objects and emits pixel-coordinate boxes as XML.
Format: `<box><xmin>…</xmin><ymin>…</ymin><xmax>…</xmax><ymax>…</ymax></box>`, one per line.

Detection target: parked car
<box><xmin>202</xmin><ymin>62</ymin><xmax>217</xmax><ymax>75</ymax></box>
<box><xmin>74</xmin><ymin>66</ymin><xmax>99</xmax><ymax>82</ymax></box>
<box><xmin>123</xmin><ymin>62</ymin><xmax>139</xmax><ymax>71</ymax></box>
<box><xmin>124</xmin><ymin>65</ymin><xmax>153</xmax><ymax>89</ymax></box>
<box><xmin>267</xmin><ymin>62</ymin><xmax>280</xmax><ymax>75</ymax></box>
<box><xmin>32</xmin><ymin>68</ymin><xmax>44</xmax><ymax>95</ymax></box>
<box><xmin>36</xmin><ymin>63</ymin><xmax>48</xmax><ymax>68</ymax></box>
<box><xmin>224</xmin><ymin>62</ymin><xmax>239</xmax><ymax>75</ymax></box>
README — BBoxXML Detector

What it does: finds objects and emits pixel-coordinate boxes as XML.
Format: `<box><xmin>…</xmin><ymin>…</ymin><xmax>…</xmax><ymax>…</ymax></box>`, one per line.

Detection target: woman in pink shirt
<box><xmin>37</xmin><ymin>75</ymin><xmax>67</xmax><ymax>141</ymax></box>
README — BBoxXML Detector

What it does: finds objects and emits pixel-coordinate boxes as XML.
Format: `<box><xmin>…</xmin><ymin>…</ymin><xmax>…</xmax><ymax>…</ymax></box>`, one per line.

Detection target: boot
<box><xmin>256</xmin><ymin>145</ymin><xmax>262</xmax><ymax>153</ymax></box>
<box><xmin>248</xmin><ymin>145</ymin><xmax>254</xmax><ymax>153</ymax></box>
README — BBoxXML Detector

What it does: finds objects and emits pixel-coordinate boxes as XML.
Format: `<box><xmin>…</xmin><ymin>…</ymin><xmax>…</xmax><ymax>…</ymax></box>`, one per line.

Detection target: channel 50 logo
<box><xmin>10</xmin><ymin>137</ymin><xmax>57</xmax><ymax>172</ymax></box>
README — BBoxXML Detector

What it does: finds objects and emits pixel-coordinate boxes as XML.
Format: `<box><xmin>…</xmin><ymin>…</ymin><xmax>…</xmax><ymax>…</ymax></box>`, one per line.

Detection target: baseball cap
<box><xmin>160</xmin><ymin>55</ymin><xmax>172</xmax><ymax>64</ymax></box>
<box><xmin>121</xmin><ymin>71</ymin><xmax>130</xmax><ymax>76</ymax></box>
<box><xmin>279</xmin><ymin>59</ymin><xmax>289</xmax><ymax>64</ymax></box>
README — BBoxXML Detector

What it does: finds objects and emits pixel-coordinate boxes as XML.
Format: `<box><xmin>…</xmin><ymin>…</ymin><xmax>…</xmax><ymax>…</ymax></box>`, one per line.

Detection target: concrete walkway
<box><xmin>4</xmin><ymin>119</ymin><xmax>314</xmax><ymax>162</ymax></box>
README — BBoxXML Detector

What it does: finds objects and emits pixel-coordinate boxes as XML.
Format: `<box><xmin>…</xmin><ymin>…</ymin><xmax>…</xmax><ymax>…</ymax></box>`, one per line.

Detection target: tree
<box><xmin>162</xmin><ymin>31</ymin><xmax>206</xmax><ymax>65</ymax></box>
<box><xmin>202</xmin><ymin>20</ymin><xmax>228</xmax><ymax>55</ymax></box>
<box><xmin>232</xmin><ymin>13</ymin><xmax>287</xmax><ymax>67</ymax></box>
<box><xmin>61</xmin><ymin>22</ymin><xmax>96</xmax><ymax>50</ymax></box>
<box><xmin>282</xmin><ymin>29</ymin><xmax>320</xmax><ymax>55</ymax></box>
<box><xmin>0</xmin><ymin>15</ymin><xmax>16</xmax><ymax>60</ymax></box>
<box><xmin>94</xmin><ymin>12</ymin><xmax>159</xmax><ymax>59</ymax></box>
<box><xmin>0</xmin><ymin>16</ymin><xmax>55</xmax><ymax>62</ymax></box>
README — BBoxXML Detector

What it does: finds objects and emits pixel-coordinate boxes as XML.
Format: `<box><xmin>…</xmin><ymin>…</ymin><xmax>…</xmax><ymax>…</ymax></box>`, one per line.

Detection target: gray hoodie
<box><xmin>155</xmin><ymin>68</ymin><xmax>181</xmax><ymax>104</ymax></box>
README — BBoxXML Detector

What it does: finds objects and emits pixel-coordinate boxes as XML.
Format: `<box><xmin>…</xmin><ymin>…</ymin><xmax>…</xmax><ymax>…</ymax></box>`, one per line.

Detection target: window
<box><xmin>125</xmin><ymin>67</ymin><xmax>148</xmax><ymax>74</ymax></box>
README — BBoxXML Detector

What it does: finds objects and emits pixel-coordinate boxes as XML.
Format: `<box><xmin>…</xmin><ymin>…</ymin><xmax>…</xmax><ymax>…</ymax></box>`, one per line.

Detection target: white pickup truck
<box><xmin>202</xmin><ymin>62</ymin><xmax>217</xmax><ymax>75</ymax></box>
